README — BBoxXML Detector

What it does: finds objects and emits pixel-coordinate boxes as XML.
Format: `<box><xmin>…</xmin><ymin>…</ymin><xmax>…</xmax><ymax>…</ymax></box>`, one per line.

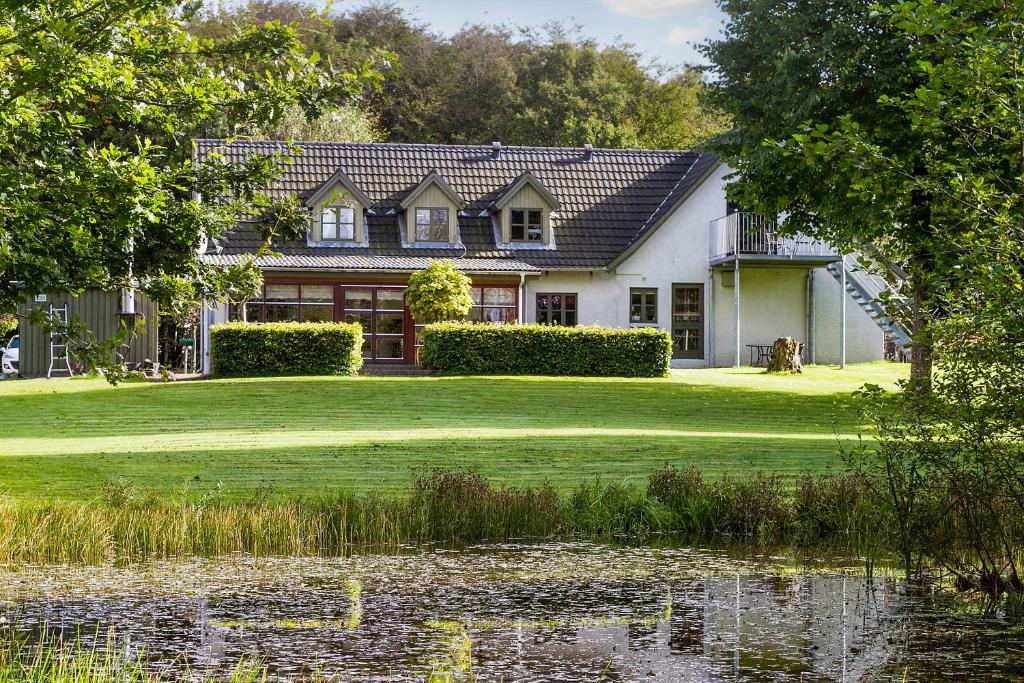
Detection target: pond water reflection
<box><xmin>1</xmin><ymin>543</ymin><xmax>1021</xmax><ymax>681</ymax></box>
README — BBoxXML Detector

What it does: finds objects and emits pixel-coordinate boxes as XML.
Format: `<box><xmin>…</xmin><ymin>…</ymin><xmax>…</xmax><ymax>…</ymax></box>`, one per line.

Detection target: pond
<box><xmin>1</xmin><ymin>543</ymin><xmax>1022</xmax><ymax>681</ymax></box>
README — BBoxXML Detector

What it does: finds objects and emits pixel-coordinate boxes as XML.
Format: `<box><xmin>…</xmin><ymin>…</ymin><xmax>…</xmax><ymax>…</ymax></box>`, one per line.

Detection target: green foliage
<box><xmin>211</xmin><ymin>322</ymin><xmax>363</xmax><ymax>377</ymax></box>
<box><xmin>702</xmin><ymin>0</ymin><xmax>940</xmax><ymax>387</ymax></box>
<box><xmin>0</xmin><ymin>314</ymin><xmax>15</xmax><ymax>341</ymax></box>
<box><xmin>405</xmin><ymin>261</ymin><xmax>474</xmax><ymax>324</ymax></box>
<box><xmin>421</xmin><ymin>323</ymin><xmax>671</xmax><ymax>377</ymax></box>
<box><xmin>0</xmin><ymin>1</ymin><xmax>386</xmax><ymax>315</ymax></box>
<box><xmin>253</xmin><ymin>103</ymin><xmax>380</xmax><ymax>142</ymax></box>
<box><xmin>192</xmin><ymin>4</ymin><xmax>726</xmax><ymax>148</ymax></box>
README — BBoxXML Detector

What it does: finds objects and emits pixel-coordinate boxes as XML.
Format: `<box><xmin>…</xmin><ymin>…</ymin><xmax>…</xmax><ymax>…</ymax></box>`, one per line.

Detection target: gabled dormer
<box><xmin>398</xmin><ymin>170</ymin><xmax>466</xmax><ymax>247</ymax></box>
<box><xmin>491</xmin><ymin>170</ymin><xmax>560</xmax><ymax>249</ymax></box>
<box><xmin>304</xmin><ymin>169</ymin><xmax>372</xmax><ymax>247</ymax></box>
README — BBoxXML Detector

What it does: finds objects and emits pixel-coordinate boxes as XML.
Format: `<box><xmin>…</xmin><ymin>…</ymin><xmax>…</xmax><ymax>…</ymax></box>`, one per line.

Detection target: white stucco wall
<box><xmin>523</xmin><ymin>163</ymin><xmax>729</xmax><ymax>367</ymax></box>
<box><xmin>523</xmin><ymin>162</ymin><xmax>884</xmax><ymax>367</ymax></box>
<box><xmin>810</xmin><ymin>268</ymin><xmax>885</xmax><ymax>364</ymax></box>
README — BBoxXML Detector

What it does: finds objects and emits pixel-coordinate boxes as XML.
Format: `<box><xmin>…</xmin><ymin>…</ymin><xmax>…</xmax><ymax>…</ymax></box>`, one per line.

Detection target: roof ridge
<box><xmin>193</xmin><ymin>138</ymin><xmax>699</xmax><ymax>156</ymax></box>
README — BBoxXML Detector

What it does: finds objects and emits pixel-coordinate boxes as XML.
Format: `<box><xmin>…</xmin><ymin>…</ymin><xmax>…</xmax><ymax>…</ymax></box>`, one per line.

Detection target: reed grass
<box><xmin>0</xmin><ymin>631</ymin><xmax>274</xmax><ymax>683</ymax></box>
<box><xmin>0</xmin><ymin>467</ymin><xmax>891</xmax><ymax>565</ymax></box>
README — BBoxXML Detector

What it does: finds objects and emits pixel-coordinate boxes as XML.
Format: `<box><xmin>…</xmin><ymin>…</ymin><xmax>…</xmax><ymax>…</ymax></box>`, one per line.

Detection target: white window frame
<box><xmin>510</xmin><ymin>208</ymin><xmax>543</xmax><ymax>243</ymax></box>
<box><xmin>321</xmin><ymin>206</ymin><xmax>355</xmax><ymax>241</ymax></box>
<box><xmin>415</xmin><ymin>207</ymin><xmax>450</xmax><ymax>242</ymax></box>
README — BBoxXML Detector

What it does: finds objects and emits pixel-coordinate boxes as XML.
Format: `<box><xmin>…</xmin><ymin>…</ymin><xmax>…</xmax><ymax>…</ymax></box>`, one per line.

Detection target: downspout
<box><xmin>839</xmin><ymin>257</ymin><xmax>847</xmax><ymax>369</ymax></box>
<box><xmin>707</xmin><ymin>269</ymin><xmax>714</xmax><ymax>367</ymax></box>
<box><xmin>517</xmin><ymin>272</ymin><xmax>526</xmax><ymax>323</ymax></box>
<box><xmin>734</xmin><ymin>262</ymin><xmax>741</xmax><ymax>368</ymax></box>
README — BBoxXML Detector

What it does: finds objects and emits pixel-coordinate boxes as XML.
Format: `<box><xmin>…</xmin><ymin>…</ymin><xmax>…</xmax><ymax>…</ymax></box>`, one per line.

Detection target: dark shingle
<box><xmin>195</xmin><ymin>140</ymin><xmax>718</xmax><ymax>270</ymax></box>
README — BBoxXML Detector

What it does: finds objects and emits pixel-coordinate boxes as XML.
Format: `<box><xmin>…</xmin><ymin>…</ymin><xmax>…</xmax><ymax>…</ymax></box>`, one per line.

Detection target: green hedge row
<box><xmin>420</xmin><ymin>323</ymin><xmax>672</xmax><ymax>377</ymax></box>
<box><xmin>211</xmin><ymin>322</ymin><xmax>363</xmax><ymax>377</ymax></box>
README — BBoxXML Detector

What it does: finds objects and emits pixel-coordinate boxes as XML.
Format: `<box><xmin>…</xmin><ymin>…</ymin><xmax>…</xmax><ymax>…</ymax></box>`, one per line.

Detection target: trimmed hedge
<box><xmin>420</xmin><ymin>323</ymin><xmax>672</xmax><ymax>377</ymax></box>
<box><xmin>211</xmin><ymin>322</ymin><xmax>363</xmax><ymax>377</ymax></box>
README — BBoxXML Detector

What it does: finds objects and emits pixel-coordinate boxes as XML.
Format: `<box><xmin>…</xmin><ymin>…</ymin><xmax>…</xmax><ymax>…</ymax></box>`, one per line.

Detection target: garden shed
<box><xmin>15</xmin><ymin>289</ymin><xmax>159</xmax><ymax>378</ymax></box>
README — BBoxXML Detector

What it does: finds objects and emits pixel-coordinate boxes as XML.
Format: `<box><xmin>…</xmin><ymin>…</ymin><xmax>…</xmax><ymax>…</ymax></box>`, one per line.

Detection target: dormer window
<box><xmin>491</xmin><ymin>171</ymin><xmax>560</xmax><ymax>249</ymax></box>
<box><xmin>303</xmin><ymin>168</ymin><xmax>371</xmax><ymax>247</ymax></box>
<box><xmin>399</xmin><ymin>170</ymin><xmax>466</xmax><ymax>247</ymax></box>
<box><xmin>415</xmin><ymin>208</ymin><xmax>450</xmax><ymax>242</ymax></box>
<box><xmin>321</xmin><ymin>206</ymin><xmax>355</xmax><ymax>241</ymax></box>
<box><xmin>510</xmin><ymin>209</ymin><xmax>543</xmax><ymax>242</ymax></box>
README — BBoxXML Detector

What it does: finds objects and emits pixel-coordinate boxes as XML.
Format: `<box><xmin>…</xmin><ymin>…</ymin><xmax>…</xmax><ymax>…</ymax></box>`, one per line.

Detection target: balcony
<box><xmin>709</xmin><ymin>213</ymin><xmax>839</xmax><ymax>267</ymax></box>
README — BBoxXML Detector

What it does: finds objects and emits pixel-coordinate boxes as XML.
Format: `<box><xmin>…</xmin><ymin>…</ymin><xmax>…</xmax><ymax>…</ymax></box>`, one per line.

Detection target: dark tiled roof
<box><xmin>203</xmin><ymin>253</ymin><xmax>539</xmax><ymax>273</ymax></box>
<box><xmin>195</xmin><ymin>140</ymin><xmax>718</xmax><ymax>270</ymax></box>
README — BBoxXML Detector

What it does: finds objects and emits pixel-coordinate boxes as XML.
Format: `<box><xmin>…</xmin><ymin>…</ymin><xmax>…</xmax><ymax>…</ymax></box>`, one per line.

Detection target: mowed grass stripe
<box><xmin>0</xmin><ymin>363</ymin><xmax>906</xmax><ymax>501</ymax></box>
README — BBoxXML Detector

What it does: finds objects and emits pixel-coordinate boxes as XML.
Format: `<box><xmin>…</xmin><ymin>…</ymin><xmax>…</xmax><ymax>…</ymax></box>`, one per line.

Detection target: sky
<box><xmin>345</xmin><ymin>0</ymin><xmax>726</xmax><ymax>67</ymax></box>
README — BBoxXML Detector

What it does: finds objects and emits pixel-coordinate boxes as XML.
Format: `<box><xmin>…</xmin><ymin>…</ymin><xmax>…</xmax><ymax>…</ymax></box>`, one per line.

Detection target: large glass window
<box><xmin>415</xmin><ymin>207</ymin><xmax>449</xmax><ymax>242</ymax></box>
<box><xmin>321</xmin><ymin>206</ymin><xmax>355</xmax><ymax>241</ymax></box>
<box><xmin>536</xmin><ymin>293</ymin><xmax>577</xmax><ymax>326</ymax></box>
<box><xmin>341</xmin><ymin>286</ymin><xmax>405</xmax><ymax>362</ymax></box>
<box><xmin>510</xmin><ymin>208</ymin><xmax>543</xmax><ymax>242</ymax></box>
<box><xmin>630</xmin><ymin>288</ymin><xmax>658</xmax><ymax>324</ymax></box>
<box><xmin>231</xmin><ymin>284</ymin><xmax>335</xmax><ymax>323</ymax></box>
<box><xmin>468</xmin><ymin>286</ymin><xmax>517</xmax><ymax>323</ymax></box>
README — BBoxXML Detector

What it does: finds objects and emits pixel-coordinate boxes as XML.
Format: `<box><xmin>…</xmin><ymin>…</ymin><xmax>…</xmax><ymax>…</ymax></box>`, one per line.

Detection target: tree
<box><xmin>406</xmin><ymin>261</ymin><xmax>474</xmax><ymax>324</ymax></box>
<box><xmin>194</xmin><ymin>2</ymin><xmax>726</xmax><ymax>149</ymax></box>
<box><xmin>0</xmin><ymin>1</ymin><xmax>385</xmax><ymax>316</ymax></box>
<box><xmin>842</xmin><ymin>0</ymin><xmax>1024</xmax><ymax>599</ymax></box>
<box><xmin>701</xmin><ymin>0</ymin><xmax>941</xmax><ymax>389</ymax></box>
<box><xmin>253</xmin><ymin>103</ymin><xmax>380</xmax><ymax>142</ymax></box>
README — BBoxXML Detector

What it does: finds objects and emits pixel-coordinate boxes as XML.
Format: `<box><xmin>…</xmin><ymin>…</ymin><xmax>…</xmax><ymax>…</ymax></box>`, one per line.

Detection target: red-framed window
<box><xmin>229</xmin><ymin>283</ymin><xmax>334</xmax><ymax>323</ymax></box>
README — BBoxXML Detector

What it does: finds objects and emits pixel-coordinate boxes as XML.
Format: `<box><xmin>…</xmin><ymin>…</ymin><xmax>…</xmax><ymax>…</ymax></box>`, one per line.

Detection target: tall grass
<box><xmin>0</xmin><ymin>467</ymin><xmax>890</xmax><ymax>565</ymax></box>
<box><xmin>0</xmin><ymin>632</ymin><xmax>271</xmax><ymax>683</ymax></box>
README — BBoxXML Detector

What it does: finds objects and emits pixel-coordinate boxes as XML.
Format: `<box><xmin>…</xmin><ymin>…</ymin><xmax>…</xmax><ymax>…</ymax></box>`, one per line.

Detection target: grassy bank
<box><xmin>0</xmin><ymin>363</ymin><xmax>906</xmax><ymax>501</ymax></box>
<box><xmin>0</xmin><ymin>467</ymin><xmax>889</xmax><ymax>564</ymax></box>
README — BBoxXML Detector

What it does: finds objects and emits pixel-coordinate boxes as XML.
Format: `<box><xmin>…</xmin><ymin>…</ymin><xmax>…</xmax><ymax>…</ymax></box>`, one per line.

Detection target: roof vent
<box><xmin>583</xmin><ymin>144</ymin><xmax>593</xmax><ymax>161</ymax></box>
<box><xmin>491</xmin><ymin>141</ymin><xmax>502</xmax><ymax>159</ymax></box>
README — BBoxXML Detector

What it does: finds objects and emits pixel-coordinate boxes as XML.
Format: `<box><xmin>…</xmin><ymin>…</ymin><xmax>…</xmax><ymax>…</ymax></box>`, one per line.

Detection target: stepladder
<box><xmin>47</xmin><ymin>304</ymin><xmax>73</xmax><ymax>378</ymax></box>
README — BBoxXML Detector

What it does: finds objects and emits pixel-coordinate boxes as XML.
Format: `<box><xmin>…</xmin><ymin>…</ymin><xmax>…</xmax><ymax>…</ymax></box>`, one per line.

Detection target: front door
<box><xmin>672</xmin><ymin>284</ymin><xmax>704</xmax><ymax>359</ymax></box>
<box><xmin>339</xmin><ymin>286</ymin><xmax>407</xmax><ymax>363</ymax></box>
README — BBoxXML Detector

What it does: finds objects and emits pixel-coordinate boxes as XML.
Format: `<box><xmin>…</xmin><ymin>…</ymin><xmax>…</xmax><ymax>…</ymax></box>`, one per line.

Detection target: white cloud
<box><xmin>602</xmin><ymin>0</ymin><xmax>712</xmax><ymax>19</ymax></box>
<box><xmin>662</xmin><ymin>17</ymin><xmax>720</xmax><ymax>47</ymax></box>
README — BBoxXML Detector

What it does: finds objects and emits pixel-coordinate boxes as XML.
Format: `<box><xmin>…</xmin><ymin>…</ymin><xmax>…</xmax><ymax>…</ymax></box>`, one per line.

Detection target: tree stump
<box><xmin>766</xmin><ymin>336</ymin><xmax>803</xmax><ymax>374</ymax></box>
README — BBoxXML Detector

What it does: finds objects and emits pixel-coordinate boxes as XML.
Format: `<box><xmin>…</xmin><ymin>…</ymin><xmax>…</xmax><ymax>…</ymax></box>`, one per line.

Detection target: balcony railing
<box><xmin>709</xmin><ymin>212</ymin><xmax>836</xmax><ymax>261</ymax></box>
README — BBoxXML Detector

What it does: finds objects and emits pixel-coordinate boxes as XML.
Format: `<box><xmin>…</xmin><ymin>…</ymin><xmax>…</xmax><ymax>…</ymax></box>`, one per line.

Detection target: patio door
<box><xmin>339</xmin><ymin>286</ymin><xmax>408</xmax><ymax>363</ymax></box>
<box><xmin>672</xmin><ymin>284</ymin><xmax>704</xmax><ymax>359</ymax></box>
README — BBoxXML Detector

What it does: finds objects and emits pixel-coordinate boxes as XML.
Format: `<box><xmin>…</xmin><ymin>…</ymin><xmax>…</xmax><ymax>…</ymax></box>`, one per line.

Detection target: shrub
<box><xmin>211</xmin><ymin>322</ymin><xmax>362</xmax><ymax>377</ymax></box>
<box><xmin>420</xmin><ymin>323</ymin><xmax>672</xmax><ymax>377</ymax></box>
<box><xmin>406</xmin><ymin>260</ymin><xmax>474</xmax><ymax>323</ymax></box>
<box><xmin>792</xmin><ymin>473</ymin><xmax>880</xmax><ymax>540</ymax></box>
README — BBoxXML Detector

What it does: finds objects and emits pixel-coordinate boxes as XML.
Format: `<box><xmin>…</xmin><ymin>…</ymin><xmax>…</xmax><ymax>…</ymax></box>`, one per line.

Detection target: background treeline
<box><xmin>192</xmin><ymin>1</ymin><xmax>726</xmax><ymax>148</ymax></box>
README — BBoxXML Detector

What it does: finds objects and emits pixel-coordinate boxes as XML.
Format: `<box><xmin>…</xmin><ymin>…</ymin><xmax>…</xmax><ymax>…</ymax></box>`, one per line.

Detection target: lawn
<box><xmin>0</xmin><ymin>363</ymin><xmax>907</xmax><ymax>501</ymax></box>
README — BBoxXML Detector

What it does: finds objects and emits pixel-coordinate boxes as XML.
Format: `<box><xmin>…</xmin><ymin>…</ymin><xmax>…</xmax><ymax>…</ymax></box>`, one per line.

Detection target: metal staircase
<box><xmin>827</xmin><ymin>253</ymin><xmax>913</xmax><ymax>354</ymax></box>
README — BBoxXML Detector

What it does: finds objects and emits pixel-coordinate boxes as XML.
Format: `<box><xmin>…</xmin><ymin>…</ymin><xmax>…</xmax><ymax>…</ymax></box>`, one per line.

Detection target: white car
<box><xmin>2</xmin><ymin>335</ymin><xmax>18</xmax><ymax>375</ymax></box>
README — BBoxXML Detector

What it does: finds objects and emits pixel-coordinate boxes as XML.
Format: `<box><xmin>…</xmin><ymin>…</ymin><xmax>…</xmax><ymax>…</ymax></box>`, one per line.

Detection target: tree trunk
<box><xmin>908</xmin><ymin>271</ymin><xmax>933</xmax><ymax>393</ymax></box>
<box><xmin>766</xmin><ymin>336</ymin><xmax>803</xmax><ymax>374</ymax></box>
<box><xmin>907</xmin><ymin>187</ymin><xmax>935</xmax><ymax>394</ymax></box>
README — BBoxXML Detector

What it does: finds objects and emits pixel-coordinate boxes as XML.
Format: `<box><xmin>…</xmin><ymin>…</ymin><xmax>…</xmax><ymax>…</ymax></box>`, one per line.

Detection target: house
<box><xmin>196</xmin><ymin>139</ymin><xmax>896</xmax><ymax>371</ymax></box>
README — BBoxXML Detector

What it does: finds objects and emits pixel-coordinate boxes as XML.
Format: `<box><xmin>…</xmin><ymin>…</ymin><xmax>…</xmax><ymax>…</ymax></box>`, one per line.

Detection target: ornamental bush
<box><xmin>405</xmin><ymin>260</ymin><xmax>474</xmax><ymax>323</ymax></box>
<box><xmin>420</xmin><ymin>323</ymin><xmax>671</xmax><ymax>377</ymax></box>
<box><xmin>211</xmin><ymin>322</ymin><xmax>363</xmax><ymax>377</ymax></box>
